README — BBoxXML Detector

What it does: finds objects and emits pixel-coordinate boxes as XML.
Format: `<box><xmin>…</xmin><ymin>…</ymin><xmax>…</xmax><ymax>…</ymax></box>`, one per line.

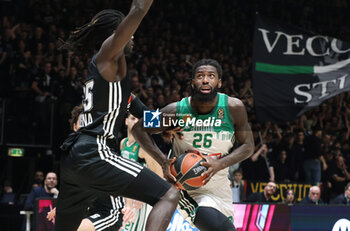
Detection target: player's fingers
<box><xmin>170</xmin><ymin>157</ymin><xmax>176</xmax><ymax>164</ymax></box>
<box><xmin>202</xmin><ymin>173</ymin><xmax>213</xmax><ymax>185</ymax></box>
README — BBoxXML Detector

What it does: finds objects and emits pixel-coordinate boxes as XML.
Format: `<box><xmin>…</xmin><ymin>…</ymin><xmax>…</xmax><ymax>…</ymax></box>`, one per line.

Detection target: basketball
<box><xmin>170</xmin><ymin>152</ymin><xmax>208</xmax><ymax>190</ymax></box>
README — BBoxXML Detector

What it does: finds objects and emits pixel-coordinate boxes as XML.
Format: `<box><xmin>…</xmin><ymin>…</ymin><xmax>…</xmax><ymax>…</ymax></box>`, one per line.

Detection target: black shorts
<box><xmin>87</xmin><ymin>196</ymin><xmax>124</xmax><ymax>231</ymax></box>
<box><xmin>55</xmin><ymin>134</ymin><xmax>170</xmax><ymax>231</ymax></box>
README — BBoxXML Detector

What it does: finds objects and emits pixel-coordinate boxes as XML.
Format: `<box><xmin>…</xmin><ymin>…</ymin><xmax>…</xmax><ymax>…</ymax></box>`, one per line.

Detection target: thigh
<box><xmin>68</xmin><ymin>136</ymin><xmax>146</xmax><ymax>196</ymax></box>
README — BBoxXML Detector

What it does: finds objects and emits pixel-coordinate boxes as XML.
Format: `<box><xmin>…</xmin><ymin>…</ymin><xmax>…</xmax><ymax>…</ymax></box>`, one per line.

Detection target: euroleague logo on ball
<box><xmin>170</xmin><ymin>152</ymin><xmax>207</xmax><ymax>191</ymax></box>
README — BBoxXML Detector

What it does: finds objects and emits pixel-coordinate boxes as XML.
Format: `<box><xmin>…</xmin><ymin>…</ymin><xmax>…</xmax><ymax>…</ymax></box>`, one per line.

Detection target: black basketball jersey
<box><xmin>79</xmin><ymin>54</ymin><xmax>130</xmax><ymax>139</ymax></box>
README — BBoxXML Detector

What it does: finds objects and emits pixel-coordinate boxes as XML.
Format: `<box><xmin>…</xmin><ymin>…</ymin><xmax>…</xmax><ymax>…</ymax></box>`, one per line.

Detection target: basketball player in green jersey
<box><xmin>120</xmin><ymin>113</ymin><xmax>163</xmax><ymax>231</ymax></box>
<box><xmin>133</xmin><ymin>59</ymin><xmax>254</xmax><ymax>231</ymax></box>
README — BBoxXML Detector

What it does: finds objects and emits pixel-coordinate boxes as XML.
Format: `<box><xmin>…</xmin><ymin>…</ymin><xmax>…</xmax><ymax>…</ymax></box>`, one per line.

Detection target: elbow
<box><xmin>131</xmin><ymin>4</ymin><xmax>150</xmax><ymax>16</ymax></box>
<box><xmin>247</xmin><ymin>143</ymin><xmax>255</xmax><ymax>158</ymax></box>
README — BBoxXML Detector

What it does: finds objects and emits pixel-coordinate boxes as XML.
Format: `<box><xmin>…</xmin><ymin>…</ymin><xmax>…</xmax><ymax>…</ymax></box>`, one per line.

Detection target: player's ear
<box><xmin>191</xmin><ymin>79</ymin><xmax>195</xmax><ymax>89</ymax></box>
<box><xmin>73</xmin><ymin>123</ymin><xmax>78</xmax><ymax>132</ymax></box>
<box><xmin>218</xmin><ymin>78</ymin><xmax>222</xmax><ymax>88</ymax></box>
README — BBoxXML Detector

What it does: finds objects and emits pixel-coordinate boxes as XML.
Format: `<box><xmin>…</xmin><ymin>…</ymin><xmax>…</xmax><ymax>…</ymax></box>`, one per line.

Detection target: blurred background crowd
<box><xmin>1</xmin><ymin>0</ymin><xmax>350</xmax><ymax>211</ymax></box>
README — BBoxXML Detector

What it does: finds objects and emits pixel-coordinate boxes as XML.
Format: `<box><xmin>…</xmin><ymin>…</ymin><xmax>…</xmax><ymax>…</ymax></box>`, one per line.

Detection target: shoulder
<box><xmin>120</xmin><ymin>138</ymin><xmax>126</xmax><ymax>148</ymax></box>
<box><xmin>227</xmin><ymin>96</ymin><xmax>245</xmax><ymax>109</ymax></box>
<box><xmin>31</xmin><ymin>187</ymin><xmax>45</xmax><ymax>195</ymax></box>
<box><xmin>226</xmin><ymin>95</ymin><xmax>248</xmax><ymax>123</ymax></box>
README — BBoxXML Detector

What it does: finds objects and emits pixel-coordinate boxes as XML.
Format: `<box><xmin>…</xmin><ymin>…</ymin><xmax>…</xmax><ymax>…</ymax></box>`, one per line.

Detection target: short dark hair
<box><xmin>192</xmin><ymin>59</ymin><xmax>223</xmax><ymax>79</ymax></box>
<box><xmin>69</xmin><ymin>104</ymin><xmax>83</xmax><ymax>130</ymax></box>
<box><xmin>233</xmin><ymin>168</ymin><xmax>243</xmax><ymax>175</ymax></box>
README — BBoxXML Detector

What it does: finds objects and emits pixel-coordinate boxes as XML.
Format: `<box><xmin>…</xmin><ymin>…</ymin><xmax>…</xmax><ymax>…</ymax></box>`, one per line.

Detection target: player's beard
<box><xmin>192</xmin><ymin>85</ymin><xmax>219</xmax><ymax>102</ymax></box>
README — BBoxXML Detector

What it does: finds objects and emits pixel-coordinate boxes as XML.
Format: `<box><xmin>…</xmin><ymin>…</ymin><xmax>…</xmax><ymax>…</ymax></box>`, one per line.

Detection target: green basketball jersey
<box><xmin>120</xmin><ymin>138</ymin><xmax>140</xmax><ymax>162</ymax></box>
<box><xmin>172</xmin><ymin>93</ymin><xmax>235</xmax><ymax>158</ymax></box>
<box><xmin>172</xmin><ymin>93</ymin><xmax>236</xmax><ymax>219</ymax></box>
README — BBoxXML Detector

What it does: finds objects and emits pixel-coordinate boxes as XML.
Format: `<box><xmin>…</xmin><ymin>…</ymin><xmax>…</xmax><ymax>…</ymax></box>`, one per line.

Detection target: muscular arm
<box><xmin>132</xmin><ymin>103</ymin><xmax>177</xmax><ymax>183</ymax></box>
<box><xmin>201</xmin><ymin>97</ymin><xmax>254</xmax><ymax>183</ymax></box>
<box><xmin>96</xmin><ymin>0</ymin><xmax>153</xmax><ymax>82</ymax></box>
<box><xmin>138</xmin><ymin>148</ymin><xmax>163</xmax><ymax>177</ymax></box>
<box><xmin>219</xmin><ymin>97</ymin><xmax>254</xmax><ymax>167</ymax></box>
<box><xmin>129</xmin><ymin>93</ymin><xmax>149</xmax><ymax>119</ymax></box>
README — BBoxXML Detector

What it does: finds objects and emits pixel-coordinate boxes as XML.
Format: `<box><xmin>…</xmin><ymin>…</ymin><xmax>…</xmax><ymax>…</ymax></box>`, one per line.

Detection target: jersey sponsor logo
<box><xmin>143</xmin><ymin>109</ymin><xmax>161</xmax><ymax>128</ymax></box>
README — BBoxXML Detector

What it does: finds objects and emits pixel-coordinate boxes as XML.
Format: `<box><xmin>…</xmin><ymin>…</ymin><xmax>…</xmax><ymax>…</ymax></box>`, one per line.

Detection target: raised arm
<box><xmin>97</xmin><ymin>0</ymin><xmax>153</xmax><ymax>62</ymax></box>
<box><xmin>132</xmin><ymin>102</ymin><xmax>177</xmax><ymax>183</ymax></box>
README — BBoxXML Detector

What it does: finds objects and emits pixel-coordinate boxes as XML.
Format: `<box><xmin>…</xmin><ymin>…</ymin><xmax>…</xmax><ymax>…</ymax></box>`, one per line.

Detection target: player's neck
<box><xmin>191</xmin><ymin>95</ymin><xmax>218</xmax><ymax>115</ymax></box>
<box><xmin>127</xmin><ymin>134</ymin><xmax>136</xmax><ymax>145</ymax></box>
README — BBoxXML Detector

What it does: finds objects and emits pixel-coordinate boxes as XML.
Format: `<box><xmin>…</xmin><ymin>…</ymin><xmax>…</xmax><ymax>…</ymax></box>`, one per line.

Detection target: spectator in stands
<box><xmin>271</xmin><ymin>149</ymin><xmax>291</xmax><ymax>183</ymax></box>
<box><xmin>299</xmin><ymin>186</ymin><xmax>324</xmax><ymax>205</ymax></box>
<box><xmin>330</xmin><ymin>182</ymin><xmax>350</xmax><ymax>205</ymax></box>
<box><xmin>0</xmin><ymin>180</ymin><xmax>16</xmax><ymax>205</ymax></box>
<box><xmin>31</xmin><ymin>61</ymin><xmax>56</xmax><ymax>102</ymax></box>
<box><xmin>32</xmin><ymin>170</ymin><xmax>44</xmax><ymax>188</ymax></box>
<box><xmin>229</xmin><ymin>168</ymin><xmax>245</xmax><ymax>203</ymax></box>
<box><xmin>24</xmin><ymin>172</ymin><xmax>58</xmax><ymax>210</ymax></box>
<box><xmin>328</xmin><ymin>155</ymin><xmax>350</xmax><ymax>199</ymax></box>
<box><xmin>282</xmin><ymin>189</ymin><xmax>296</xmax><ymax>206</ymax></box>
<box><xmin>249</xmin><ymin>143</ymin><xmax>273</xmax><ymax>182</ymax></box>
<box><xmin>246</xmin><ymin>182</ymin><xmax>276</xmax><ymax>203</ymax></box>
<box><xmin>303</xmin><ymin>128</ymin><xmax>324</xmax><ymax>185</ymax></box>
<box><xmin>288</xmin><ymin>130</ymin><xmax>305</xmax><ymax>181</ymax></box>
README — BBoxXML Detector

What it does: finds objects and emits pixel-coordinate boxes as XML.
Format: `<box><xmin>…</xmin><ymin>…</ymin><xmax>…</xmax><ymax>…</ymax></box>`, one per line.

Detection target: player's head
<box><xmin>125</xmin><ymin>113</ymin><xmax>139</xmax><ymax>132</ymax></box>
<box><xmin>69</xmin><ymin>104</ymin><xmax>83</xmax><ymax>132</ymax></box>
<box><xmin>191</xmin><ymin>59</ymin><xmax>222</xmax><ymax>102</ymax></box>
<box><xmin>60</xmin><ymin>9</ymin><xmax>131</xmax><ymax>53</ymax></box>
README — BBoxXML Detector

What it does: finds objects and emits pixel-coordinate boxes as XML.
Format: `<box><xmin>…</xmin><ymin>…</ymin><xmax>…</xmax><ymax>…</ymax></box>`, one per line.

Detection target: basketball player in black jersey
<box><xmin>47</xmin><ymin>105</ymin><xmax>136</xmax><ymax>231</ymax></box>
<box><xmin>55</xmin><ymin>1</ymin><xmax>180</xmax><ymax>231</ymax></box>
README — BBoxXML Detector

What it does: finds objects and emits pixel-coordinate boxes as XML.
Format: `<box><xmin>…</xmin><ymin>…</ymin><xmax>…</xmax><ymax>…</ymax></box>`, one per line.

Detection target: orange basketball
<box><xmin>170</xmin><ymin>152</ymin><xmax>207</xmax><ymax>190</ymax></box>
